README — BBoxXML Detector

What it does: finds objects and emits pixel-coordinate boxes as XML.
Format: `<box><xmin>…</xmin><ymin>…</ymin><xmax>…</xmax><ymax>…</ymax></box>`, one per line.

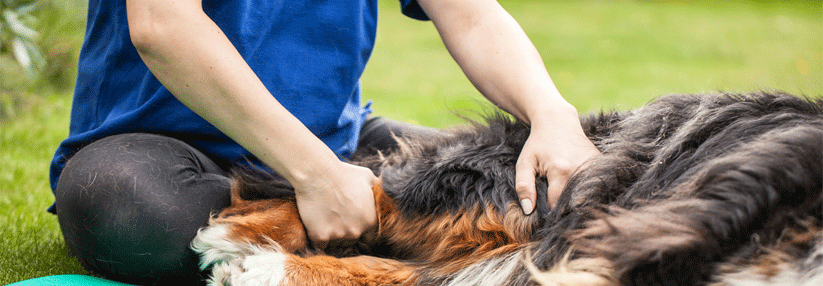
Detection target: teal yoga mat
<box><xmin>6</xmin><ymin>275</ymin><xmax>135</xmax><ymax>286</ymax></box>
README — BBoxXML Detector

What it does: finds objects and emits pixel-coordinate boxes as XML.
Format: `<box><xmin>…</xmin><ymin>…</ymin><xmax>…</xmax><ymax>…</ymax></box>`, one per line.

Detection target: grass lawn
<box><xmin>1</xmin><ymin>0</ymin><xmax>820</xmax><ymax>284</ymax></box>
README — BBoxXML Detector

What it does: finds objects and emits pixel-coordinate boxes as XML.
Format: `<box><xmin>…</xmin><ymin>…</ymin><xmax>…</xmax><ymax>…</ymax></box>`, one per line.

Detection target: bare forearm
<box><xmin>418</xmin><ymin>0</ymin><xmax>600</xmax><ymax>212</ymax></box>
<box><xmin>126</xmin><ymin>0</ymin><xmax>338</xmax><ymax>189</ymax></box>
<box><xmin>419</xmin><ymin>0</ymin><xmax>576</xmax><ymax>125</ymax></box>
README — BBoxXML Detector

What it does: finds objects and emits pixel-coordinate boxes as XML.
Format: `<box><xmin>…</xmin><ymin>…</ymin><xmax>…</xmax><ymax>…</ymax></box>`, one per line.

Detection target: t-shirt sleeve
<box><xmin>398</xmin><ymin>0</ymin><xmax>429</xmax><ymax>21</ymax></box>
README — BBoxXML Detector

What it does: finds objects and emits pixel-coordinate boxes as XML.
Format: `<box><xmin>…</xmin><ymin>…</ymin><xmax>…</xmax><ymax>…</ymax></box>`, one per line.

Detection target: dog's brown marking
<box><xmin>377</xmin><ymin>200</ymin><xmax>536</xmax><ymax>276</ymax></box>
<box><xmin>719</xmin><ymin>215</ymin><xmax>822</xmax><ymax>278</ymax></box>
<box><xmin>282</xmin><ymin>254</ymin><xmax>417</xmax><ymax>286</ymax></box>
<box><xmin>213</xmin><ymin>182</ymin><xmax>419</xmax><ymax>285</ymax></box>
<box><xmin>213</xmin><ymin>180</ymin><xmax>308</xmax><ymax>252</ymax></box>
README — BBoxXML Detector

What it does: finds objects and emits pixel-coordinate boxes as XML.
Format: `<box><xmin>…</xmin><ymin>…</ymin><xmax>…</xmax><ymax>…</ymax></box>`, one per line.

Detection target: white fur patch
<box><xmin>191</xmin><ymin>223</ymin><xmax>289</xmax><ymax>286</ymax></box>
<box><xmin>718</xmin><ymin>264</ymin><xmax>800</xmax><ymax>286</ymax></box>
<box><xmin>445</xmin><ymin>251</ymin><xmax>523</xmax><ymax>286</ymax></box>
<box><xmin>209</xmin><ymin>246</ymin><xmax>288</xmax><ymax>286</ymax></box>
<box><xmin>799</xmin><ymin>238</ymin><xmax>823</xmax><ymax>286</ymax></box>
<box><xmin>715</xmin><ymin>238</ymin><xmax>823</xmax><ymax>286</ymax></box>
<box><xmin>191</xmin><ymin>224</ymin><xmax>248</xmax><ymax>270</ymax></box>
<box><xmin>529</xmin><ymin>251</ymin><xmax>615</xmax><ymax>286</ymax></box>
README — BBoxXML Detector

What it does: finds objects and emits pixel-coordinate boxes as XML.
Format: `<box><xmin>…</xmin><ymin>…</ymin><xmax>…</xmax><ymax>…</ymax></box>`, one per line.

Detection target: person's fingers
<box><xmin>547</xmin><ymin>174</ymin><xmax>567</xmax><ymax>209</ymax></box>
<box><xmin>301</xmin><ymin>164</ymin><xmax>378</xmax><ymax>251</ymax></box>
<box><xmin>515</xmin><ymin>155</ymin><xmax>537</xmax><ymax>215</ymax></box>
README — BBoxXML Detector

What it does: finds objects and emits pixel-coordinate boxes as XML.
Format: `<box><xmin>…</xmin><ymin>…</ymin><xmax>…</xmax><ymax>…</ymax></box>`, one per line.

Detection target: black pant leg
<box><xmin>54</xmin><ymin>133</ymin><xmax>231</xmax><ymax>284</ymax></box>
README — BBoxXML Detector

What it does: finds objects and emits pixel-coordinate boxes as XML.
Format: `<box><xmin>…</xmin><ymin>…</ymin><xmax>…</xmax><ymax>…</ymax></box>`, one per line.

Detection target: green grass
<box><xmin>362</xmin><ymin>0</ymin><xmax>822</xmax><ymax>126</ymax></box>
<box><xmin>0</xmin><ymin>95</ymin><xmax>88</xmax><ymax>283</ymax></box>
<box><xmin>1</xmin><ymin>0</ymin><xmax>821</xmax><ymax>284</ymax></box>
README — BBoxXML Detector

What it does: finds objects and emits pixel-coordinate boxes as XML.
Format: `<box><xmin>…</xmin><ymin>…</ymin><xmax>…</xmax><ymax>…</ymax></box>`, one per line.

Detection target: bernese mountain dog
<box><xmin>192</xmin><ymin>91</ymin><xmax>822</xmax><ymax>286</ymax></box>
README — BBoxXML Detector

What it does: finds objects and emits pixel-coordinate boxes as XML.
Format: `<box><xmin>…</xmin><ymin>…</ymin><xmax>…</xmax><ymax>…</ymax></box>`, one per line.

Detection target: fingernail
<box><xmin>520</xmin><ymin>199</ymin><xmax>534</xmax><ymax>215</ymax></box>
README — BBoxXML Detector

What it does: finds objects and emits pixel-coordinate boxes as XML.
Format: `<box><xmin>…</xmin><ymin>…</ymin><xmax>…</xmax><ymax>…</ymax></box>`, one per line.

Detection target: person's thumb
<box><xmin>547</xmin><ymin>175</ymin><xmax>567</xmax><ymax>209</ymax></box>
<box><xmin>515</xmin><ymin>157</ymin><xmax>537</xmax><ymax>215</ymax></box>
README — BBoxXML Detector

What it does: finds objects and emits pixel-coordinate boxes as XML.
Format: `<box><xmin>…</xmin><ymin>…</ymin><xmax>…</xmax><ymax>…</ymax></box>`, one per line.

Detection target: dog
<box><xmin>191</xmin><ymin>91</ymin><xmax>822</xmax><ymax>286</ymax></box>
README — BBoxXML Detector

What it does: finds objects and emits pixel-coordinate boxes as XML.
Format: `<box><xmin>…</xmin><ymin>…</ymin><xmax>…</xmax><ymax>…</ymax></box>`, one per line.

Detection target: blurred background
<box><xmin>1</xmin><ymin>0</ymin><xmax>820</xmax><ymax>283</ymax></box>
<box><xmin>361</xmin><ymin>0</ymin><xmax>821</xmax><ymax>126</ymax></box>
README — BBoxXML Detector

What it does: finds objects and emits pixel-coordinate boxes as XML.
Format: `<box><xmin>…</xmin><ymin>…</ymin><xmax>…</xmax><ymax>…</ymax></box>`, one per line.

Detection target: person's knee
<box><xmin>57</xmin><ymin>183</ymin><xmax>207</xmax><ymax>283</ymax></box>
<box><xmin>53</xmin><ymin>133</ymin><xmax>228</xmax><ymax>283</ymax></box>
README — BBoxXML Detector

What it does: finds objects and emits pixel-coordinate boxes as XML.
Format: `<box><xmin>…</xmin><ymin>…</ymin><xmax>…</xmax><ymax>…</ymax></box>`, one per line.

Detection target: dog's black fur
<box><xmin>226</xmin><ymin>91</ymin><xmax>822</xmax><ymax>285</ymax></box>
<box><xmin>530</xmin><ymin>91</ymin><xmax>822</xmax><ymax>285</ymax></box>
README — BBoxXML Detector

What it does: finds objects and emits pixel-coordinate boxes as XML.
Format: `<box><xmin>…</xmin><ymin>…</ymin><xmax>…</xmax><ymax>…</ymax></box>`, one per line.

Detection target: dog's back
<box><xmin>529</xmin><ymin>91</ymin><xmax>822</xmax><ymax>285</ymax></box>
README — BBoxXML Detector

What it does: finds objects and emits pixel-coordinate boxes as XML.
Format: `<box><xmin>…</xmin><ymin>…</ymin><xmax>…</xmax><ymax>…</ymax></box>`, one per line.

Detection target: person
<box><xmin>50</xmin><ymin>0</ymin><xmax>600</xmax><ymax>283</ymax></box>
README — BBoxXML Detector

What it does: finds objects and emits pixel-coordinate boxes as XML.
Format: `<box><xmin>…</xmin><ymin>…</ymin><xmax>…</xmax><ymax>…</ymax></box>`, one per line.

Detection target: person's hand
<box><xmin>514</xmin><ymin>118</ymin><xmax>600</xmax><ymax>214</ymax></box>
<box><xmin>292</xmin><ymin>160</ymin><xmax>379</xmax><ymax>249</ymax></box>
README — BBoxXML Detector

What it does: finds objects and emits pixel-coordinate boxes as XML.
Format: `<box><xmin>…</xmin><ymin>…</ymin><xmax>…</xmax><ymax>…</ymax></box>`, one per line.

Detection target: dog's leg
<box><xmin>195</xmin><ymin>182</ymin><xmax>420</xmax><ymax>286</ymax></box>
<box><xmin>191</xmin><ymin>170</ymin><xmax>310</xmax><ymax>271</ymax></box>
<box><xmin>571</xmin><ymin>125</ymin><xmax>822</xmax><ymax>285</ymax></box>
<box><xmin>191</xmin><ymin>197</ymin><xmax>308</xmax><ymax>271</ymax></box>
<box><xmin>193</xmin><ymin>180</ymin><xmax>419</xmax><ymax>285</ymax></box>
<box><xmin>210</xmin><ymin>250</ymin><xmax>418</xmax><ymax>286</ymax></box>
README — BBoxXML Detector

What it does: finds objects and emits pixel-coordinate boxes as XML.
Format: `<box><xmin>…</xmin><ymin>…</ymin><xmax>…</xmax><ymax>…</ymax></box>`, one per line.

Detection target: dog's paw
<box><xmin>209</xmin><ymin>249</ymin><xmax>288</xmax><ymax>286</ymax></box>
<box><xmin>192</xmin><ymin>223</ymin><xmax>285</xmax><ymax>270</ymax></box>
<box><xmin>193</xmin><ymin>223</ymin><xmax>290</xmax><ymax>286</ymax></box>
<box><xmin>192</xmin><ymin>223</ymin><xmax>248</xmax><ymax>270</ymax></box>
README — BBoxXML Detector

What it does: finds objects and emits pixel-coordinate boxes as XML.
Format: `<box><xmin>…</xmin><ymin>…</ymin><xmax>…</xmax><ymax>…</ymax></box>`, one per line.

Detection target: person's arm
<box><xmin>126</xmin><ymin>0</ymin><xmax>377</xmax><ymax>246</ymax></box>
<box><xmin>416</xmin><ymin>0</ymin><xmax>600</xmax><ymax>213</ymax></box>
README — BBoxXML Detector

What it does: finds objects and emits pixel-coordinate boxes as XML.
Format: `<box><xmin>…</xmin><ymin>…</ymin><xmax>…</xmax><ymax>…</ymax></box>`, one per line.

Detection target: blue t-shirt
<box><xmin>49</xmin><ymin>0</ymin><xmax>428</xmax><ymax>203</ymax></box>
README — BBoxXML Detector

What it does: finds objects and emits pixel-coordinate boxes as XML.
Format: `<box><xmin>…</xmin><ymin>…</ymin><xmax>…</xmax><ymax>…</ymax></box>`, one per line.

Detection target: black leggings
<box><xmin>53</xmin><ymin>117</ymin><xmax>440</xmax><ymax>284</ymax></box>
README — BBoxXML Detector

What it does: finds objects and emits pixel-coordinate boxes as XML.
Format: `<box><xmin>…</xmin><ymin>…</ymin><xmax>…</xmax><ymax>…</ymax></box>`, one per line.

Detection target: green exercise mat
<box><xmin>6</xmin><ymin>275</ymin><xmax>135</xmax><ymax>286</ymax></box>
